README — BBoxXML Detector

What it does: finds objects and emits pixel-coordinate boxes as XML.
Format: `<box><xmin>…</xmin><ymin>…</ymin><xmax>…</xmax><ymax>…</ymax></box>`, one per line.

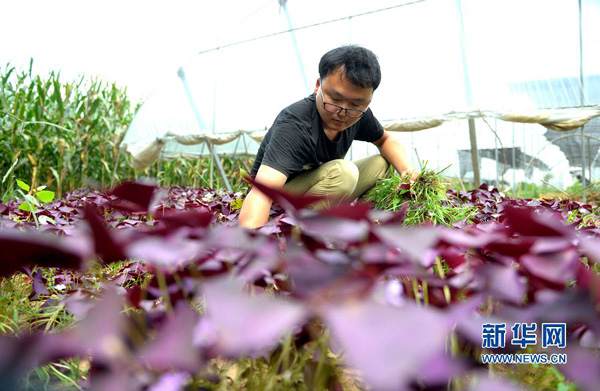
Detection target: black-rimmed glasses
<box><xmin>318</xmin><ymin>88</ymin><xmax>366</xmax><ymax>119</ymax></box>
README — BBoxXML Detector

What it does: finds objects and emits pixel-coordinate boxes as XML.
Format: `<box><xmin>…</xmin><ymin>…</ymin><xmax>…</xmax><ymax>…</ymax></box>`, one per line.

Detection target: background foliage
<box><xmin>0</xmin><ymin>61</ymin><xmax>250</xmax><ymax>202</ymax></box>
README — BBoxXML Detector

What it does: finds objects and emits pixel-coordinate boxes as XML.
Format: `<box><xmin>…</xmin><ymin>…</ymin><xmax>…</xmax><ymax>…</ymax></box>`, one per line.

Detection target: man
<box><xmin>240</xmin><ymin>45</ymin><xmax>412</xmax><ymax>229</ymax></box>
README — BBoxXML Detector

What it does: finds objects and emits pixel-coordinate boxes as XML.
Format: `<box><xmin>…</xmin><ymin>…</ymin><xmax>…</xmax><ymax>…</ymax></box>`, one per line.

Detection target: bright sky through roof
<box><xmin>0</xmin><ymin>0</ymin><xmax>600</xmax><ymax>111</ymax></box>
<box><xmin>0</xmin><ymin>0</ymin><xmax>409</xmax><ymax>100</ymax></box>
<box><xmin>1</xmin><ymin>0</ymin><xmax>260</xmax><ymax>100</ymax></box>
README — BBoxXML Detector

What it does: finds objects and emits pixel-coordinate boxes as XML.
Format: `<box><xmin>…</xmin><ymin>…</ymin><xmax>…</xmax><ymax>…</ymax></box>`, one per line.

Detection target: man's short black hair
<box><xmin>318</xmin><ymin>45</ymin><xmax>381</xmax><ymax>90</ymax></box>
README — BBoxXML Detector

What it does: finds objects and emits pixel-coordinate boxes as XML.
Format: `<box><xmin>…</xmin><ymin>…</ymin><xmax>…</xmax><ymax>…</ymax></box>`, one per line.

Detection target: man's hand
<box><xmin>374</xmin><ymin>130</ymin><xmax>414</xmax><ymax>177</ymax></box>
<box><xmin>239</xmin><ymin>165</ymin><xmax>287</xmax><ymax>229</ymax></box>
<box><xmin>405</xmin><ymin>169</ymin><xmax>419</xmax><ymax>182</ymax></box>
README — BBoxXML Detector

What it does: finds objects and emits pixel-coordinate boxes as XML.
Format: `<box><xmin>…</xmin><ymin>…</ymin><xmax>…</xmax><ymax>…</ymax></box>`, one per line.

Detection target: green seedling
<box><xmin>15</xmin><ymin>179</ymin><xmax>56</xmax><ymax>227</ymax></box>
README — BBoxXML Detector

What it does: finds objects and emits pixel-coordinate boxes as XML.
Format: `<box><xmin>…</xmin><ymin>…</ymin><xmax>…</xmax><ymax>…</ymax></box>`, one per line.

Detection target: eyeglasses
<box><xmin>318</xmin><ymin>88</ymin><xmax>366</xmax><ymax>119</ymax></box>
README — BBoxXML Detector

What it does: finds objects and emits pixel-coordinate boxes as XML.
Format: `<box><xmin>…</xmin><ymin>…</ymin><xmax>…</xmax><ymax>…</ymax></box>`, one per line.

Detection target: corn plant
<box><xmin>1</xmin><ymin>61</ymin><xmax>255</xmax><ymax>200</ymax></box>
<box><xmin>0</xmin><ymin>60</ymin><xmax>138</xmax><ymax>200</ymax></box>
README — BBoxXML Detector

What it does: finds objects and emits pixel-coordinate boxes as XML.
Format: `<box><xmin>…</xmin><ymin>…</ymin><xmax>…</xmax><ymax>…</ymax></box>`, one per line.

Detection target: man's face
<box><xmin>315</xmin><ymin>67</ymin><xmax>374</xmax><ymax>135</ymax></box>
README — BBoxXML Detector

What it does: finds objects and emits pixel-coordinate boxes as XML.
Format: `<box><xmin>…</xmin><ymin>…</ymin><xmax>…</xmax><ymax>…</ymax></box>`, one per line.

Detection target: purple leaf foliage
<box><xmin>0</xmin><ymin>180</ymin><xmax>599</xmax><ymax>389</ymax></box>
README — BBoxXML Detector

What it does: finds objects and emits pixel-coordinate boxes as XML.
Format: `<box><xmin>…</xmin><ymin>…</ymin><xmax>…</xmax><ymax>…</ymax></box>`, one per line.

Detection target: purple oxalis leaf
<box><xmin>84</xmin><ymin>204</ymin><xmax>128</xmax><ymax>264</ymax></box>
<box><xmin>412</xmin><ymin>351</ymin><xmax>470</xmax><ymax>387</ymax></box>
<box><xmin>561</xmin><ymin>346</ymin><xmax>600</xmax><ymax>391</ymax></box>
<box><xmin>127</xmin><ymin>234</ymin><xmax>207</xmax><ymax>270</ymax></box>
<box><xmin>109</xmin><ymin>181</ymin><xmax>163</xmax><ymax>213</ymax></box>
<box><xmin>438</xmin><ymin>247</ymin><xmax>467</xmax><ymax>269</ymax></box>
<box><xmin>235</xmin><ymin>239</ymin><xmax>281</xmax><ymax>283</ymax></box>
<box><xmin>63</xmin><ymin>290</ymin><xmax>96</xmax><ymax>321</ymax></box>
<box><xmin>359</xmin><ymin>243</ymin><xmax>403</xmax><ymax>265</ymax></box>
<box><xmin>374</xmin><ymin>225</ymin><xmax>440</xmax><ymax>266</ymax></box>
<box><xmin>154</xmin><ymin>207</ymin><xmax>213</xmax><ymax>230</ymax></box>
<box><xmin>0</xmin><ymin>229</ymin><xmax>85</xmax><ymax>277</ymax></box>
<box><xmin>283</xmin><ymin>243</ymin><xmax>367</xmax><ymax>300</ymax></box>
<box><xmin>368</xmin><ymin>201</ymin><xmax>409</xmax><ymax>225</ymax></box>
<box><xmin>530</xmin><ymin>237</ymin><xmax>573</xmax><ymax>254</ymax></box>
<box><xmin>579</xmin><ymin>236</ymin><xmax>600</xmax><ymax>264</ymax></box>
<box><xmin>475</xmin><ymin>263</ymin><xmax>526</xmax><ymax>304</ymax></box>
<box><xmin>502</xmin><ymin>205</ymin><xmax>573</xmax><ymax>238</ymax></box>
<box><xmin>199</xmin><ymin>277</ymin><xmax>308</xmax><ymax>358</ymax></box>
<box><xmin>139</xmin><ymin>303</ymin><xmax>202</xmax><ymax>372</ymax></box>
<box><xmin>0</xmin><ymin>333</ymin><xmax>82</xmax><ymax>390</ymax></box>
<box><xmin>438</xmin><ymin>227</ymin><xmax>499</xmax><ymax>249</ymax></box>
<box><xmin>318</xmin><ymin>201</ymin><xmax>372</xmax><ymax>221</ymax></box>
<box><xmin>323</xmin><ymin>300</ymin><xmax>454</xmax><ymax>391</ymax></box>
<box><xmin>455</xmin><ymin>313</ymin><xmax>516</xmax><ymax>351</ymax></box>
<box><xmin>299</xmin><ymin>215</ymin><xmax>370</xmax><ymax>243</ymax></box>
<box><xmin>520</xmin><ymin>249</ymin><xmax>580</xmax><ymax>286</ymax></box>
<box><xmin>466</xmin><ymin>373</ymin><xmax>526</xmax><ymax>391</ymax></box>
<box><xmin>148</xmin><ymin>372</ymin><xmax>191</xmax><ymax>391</ymax></box>
<box><xmin>244</xmin><ymin>175</ymin><xmax>324</xmax><ymax>212</ymax></box>
<box><xmin>89</xmin><ymin>369</ymin><xmax>144</xmax><ymax>391</ymax></box>
<box><xmin>576</xmin><ymin>263</ymin><xmax>600</xmax><ymax>305</ymax></box>
<box><xmin>496</xmin><ymin>289</ymin><xmax>600</xmax><ymax>336</ymax></box>
<box><xmin>27</xmin><ymin>268</ymin><xmax>49</xmax><ymax>300</ymax></box>
<box><xmin>483</xmin><ymin>237</ymin><xmax>535</xmax><ymax>259</ymax></box>
<box><xmin>67</xmin><ymin>286</ymin><xmax>128</xmax><ymax>361</ymax></box>
<box><xmin>205</xmin><ymin>225</ymin><xmax>264</xmax><ymax>252</ymax></box>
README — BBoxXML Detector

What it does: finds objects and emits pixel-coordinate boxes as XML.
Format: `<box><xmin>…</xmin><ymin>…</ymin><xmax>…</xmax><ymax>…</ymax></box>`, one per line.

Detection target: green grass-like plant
<box><xmin>365</xmin><ymin>166</ymin><xmax>476</xmax><ymax>226</ymax></box>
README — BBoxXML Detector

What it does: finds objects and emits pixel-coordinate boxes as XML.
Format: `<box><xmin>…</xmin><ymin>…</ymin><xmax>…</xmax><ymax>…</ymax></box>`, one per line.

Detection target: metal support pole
<box><xmin>578</xmin><ymin>0</ymin><xmax>587</xmax><ymax>192</ymax></box>
<box><xmin>494</xmin><ymin>134</ymin><xmax>499</xmax><ymax>187</ymax></box>
<box><xmin>455</xmin><ymin>0</ymin><xmax>480</xmax><ymax>186</ymax></box>
<box><xmin>587</xmin><ymin>135</ymin><xmax>593</xmax><ymax>183</ymax></box>
<box><xmin>282</xmin><ymin>3</ymin><xmax>310</xmax><ymax>94</ymax></box>
<box><xmin>178</xmin><ymin>67</ymin><xmax>232</xmax><ymax>191</ymax></box>
<box><xmin>468</xmin><ymin>119</ymin><xmax>480</xmax><ymax>186</ymax></box>
<box><xmin>511</xmin><ymin>126</ymin><xmax>516</xmax><ymax>191</ymax></box>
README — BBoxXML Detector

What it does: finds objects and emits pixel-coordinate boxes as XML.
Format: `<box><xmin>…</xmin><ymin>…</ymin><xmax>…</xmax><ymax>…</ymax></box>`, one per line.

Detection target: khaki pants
<box><xmin>283</xmin><ymin>155</ymin><xmax>389</xmax><ymax>208</ymax></box>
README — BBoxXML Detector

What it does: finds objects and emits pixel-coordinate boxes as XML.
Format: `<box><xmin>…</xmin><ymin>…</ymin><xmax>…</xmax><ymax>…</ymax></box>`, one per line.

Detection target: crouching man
<box><xmin>240</xmin><ymin>45</ymin><xmax>413</xmax><ymax>228</ymax></box>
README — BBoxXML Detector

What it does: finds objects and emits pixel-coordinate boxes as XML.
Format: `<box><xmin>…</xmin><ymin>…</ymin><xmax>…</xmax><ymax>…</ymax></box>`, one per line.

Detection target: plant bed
<box><xmin>0</xmin><ymin>180</ymin><xmax>599</xmax><ymax>390</ymax></box>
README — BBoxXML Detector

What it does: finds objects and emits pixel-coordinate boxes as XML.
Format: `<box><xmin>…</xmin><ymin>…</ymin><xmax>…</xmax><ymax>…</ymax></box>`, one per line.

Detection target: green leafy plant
<box><xmin>15</xmin><ymin>178</ymin><xmax>55</xmax><ymax>227</ymax></box>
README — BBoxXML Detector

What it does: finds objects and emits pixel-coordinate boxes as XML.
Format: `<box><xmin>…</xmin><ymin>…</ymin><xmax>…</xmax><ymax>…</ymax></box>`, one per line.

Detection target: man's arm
<box><xmin>239</xmin><ymin>165</ymin><xmax>288</xmax><ymax>229</ymax></box>
<box><xmin>373</xmin><ymin>130</ymin><xmax>413</xmax><ymax>175</ymax></box>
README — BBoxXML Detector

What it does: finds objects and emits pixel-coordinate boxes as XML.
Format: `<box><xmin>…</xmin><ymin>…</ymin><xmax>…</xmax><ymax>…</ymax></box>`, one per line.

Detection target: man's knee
<box><xmin>372</xmin><ymin>155</ymin><xmax>390</xmax><ymax>179</ymax></box>
<box><xmin>323</xmin><ymin>159</ymin><xmax>359</xmax><ymax>195</ymax></box>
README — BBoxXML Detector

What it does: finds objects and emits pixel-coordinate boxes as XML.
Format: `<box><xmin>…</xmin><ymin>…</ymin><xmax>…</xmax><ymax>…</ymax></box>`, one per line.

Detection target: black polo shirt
<box><xmin>250</xmin><ymin>93</ymin><xmax>384</xmax><ymax>180</ymax></box>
